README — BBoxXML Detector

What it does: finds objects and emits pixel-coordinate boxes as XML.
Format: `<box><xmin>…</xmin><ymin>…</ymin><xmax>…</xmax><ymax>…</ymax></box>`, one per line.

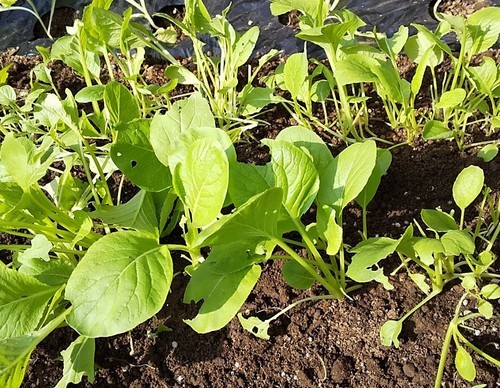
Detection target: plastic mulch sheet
<box><xmin>0</xmin><ymin>0</ymin><xmax>499</xmax><ymax>55</ymax></box>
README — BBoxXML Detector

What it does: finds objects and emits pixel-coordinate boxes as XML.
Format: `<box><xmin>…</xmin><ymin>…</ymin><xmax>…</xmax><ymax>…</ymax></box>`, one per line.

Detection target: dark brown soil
<box><xmin>1</xmin><ymin>1</ymin><xmax>499</xmax><ymax>387</ymax></box>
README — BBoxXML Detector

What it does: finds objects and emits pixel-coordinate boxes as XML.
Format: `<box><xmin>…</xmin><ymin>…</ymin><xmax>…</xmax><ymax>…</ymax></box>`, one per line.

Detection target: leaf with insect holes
<box><xmin>455</xmin><ymin>345</ymin><xmax>476</xmax><ymax>382</ymax></box>
<box><xmin>477</xmin><ymin>144</ymin><xmax>498</xmax><ymax>163</ymax></box>
<box><xmin>435</xmin><ymin>89</ymin><xmax>466</xmax><ymax>109</ymax></box>
<box><xmin>175</xmin><ymin>138</ymin><xmax>229</xmax><ymax>228</ymax></box>
<box><xmin>55</xmin><ymin>336</ymin><xmax>95</xmax><ymax>387</ymax></box>
<box><xmin>237</xmin><ymin>314</ymin><xmax>270</xmax><ymax>339</ymax></box>
<box><xmin>66</xmin><ymin>231</ymin><xmax>172</xmax><ymax>337</ymax></box>
<box><xmin>380</xmin><ymin>320</ymin><xmax>402</xmax><ymax>347</ymax></box>
<box><xmin>150</xmin><ymin>92</ymin><xmax>215</xmax><ymax>168</ymax></box>
<box><xmin>111</xmin><ymin>119</ymin><xmax>171</xmax><ymax>192</ymax></box>
<box><xmin>421</xmin><ymin>209</ymin><xmax>457</xmax><ymax>232</ymax></box>
<box><xmin>283</xmin><ymin>52</ymin><xmax>308</xmax><ymax>99</ymax></box>
<box><xmin>453</xmin><ymin>166</ymin><xmax>484</xmax><ymax>211</ymax></box>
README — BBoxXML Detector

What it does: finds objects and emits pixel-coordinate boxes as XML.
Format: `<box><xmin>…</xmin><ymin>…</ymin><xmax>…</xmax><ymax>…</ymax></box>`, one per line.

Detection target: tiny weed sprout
<box><xmin>378</xmin><ymin>165</ymin><xmax>500</xmax><ymax>386</ymax></box>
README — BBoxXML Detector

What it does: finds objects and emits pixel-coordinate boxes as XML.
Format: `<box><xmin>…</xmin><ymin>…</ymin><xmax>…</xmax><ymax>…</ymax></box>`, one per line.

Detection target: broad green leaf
<box><xmin>51</xmin><ymin>36</ymin><xmax>100</xmax><ymax>79</ymax></box>
<box><xmin>176</xmin><ymin>139</ymin><xmax>229</xmax><ymax>228</ymax></box>
<box><xmin>455</xmin><ymin>345</ymin><xmax>476</xmax><ymax>382</ymax></box>
<box><xmin>263</xmin><ymin>140</ymin><xmax>319</xmax><ymax>219</ymax></box>
<box><xmin>466</xmin><ymin>7</ymin><xmax>500</xmax><ymax>55</ymax></box>
<box><xmin>453</xmin><ymin>166</ymin><xmax>484</xmax><ymax>211</ymax></box>
<box><xmin>0</xmin><ymin>133</ymin><xmax>55</xmax><ymax>191</ymax></box>
<box><xmin>66</xmin><ymin>231</ymin><xmax>173</xmax><ymax>337</ymax></box>
<box><xmin>275</xmin><ymin>125</ymin><xmax>333</xmax><ymax>174</ymax></box>
<box><xmin>282</xmin><ymin>260</ymin><xmax>315</xmax><ymax>289</ymax></box>
<box><xmin>184</xmin><ymin>244</ymin><xmax>262</xmax><ymax>333</ymax></box>
<box><xmin>0</xmin><ymin>263</ymin><xmax>58</xmax><ymax>339</ymax></box>
<box><xmin>480</xmin><ymin>284</ymin><xmax>500</xmax><ymax>299</ymax></box>
<box><xmin>0</xmin><ymin>311</ymin><xmax>68</xmax><ymax>387</ymax></box>
<box><xmin>413</xmin><ymin>237</ymin><xmax>445</xmax><ymax>266</ymax></box>
<box><xmin>103</xmin><ymin>81</ymin><xmax>140</xmax><ymax>126</ymax></box>
<box><xmin>435</xmin><ymin>89</ymin><xmax>466</xmax><ymax>109</ymax></box>
<box><xmin>405</xmin><ymin>32</ymin><xmax>444</xmax><ymax>67</ymax></box>
<box><xmin>477</xmin><ymin>144</ymin><xmax>498</xmax><ymax>163</ymax></box>
<box><xmin>283</xmin><ymin>52</ymin><xmax>308</xmax><ymax>99</ymax></box>
<box><xmin>316</xmin><ymin>206</ymin><xmax>342</xmax><ymax>256</ymax></box>
<box><xmin>18</xmin><ymin>256</ymin><xmax>73</xmax><ymax>287</ymax></box>
<box><xmin>75</xmin><ymin>85</ymin><xmax>105</xmax><ymax>103</ymax></box>
<box><xmin>92</xmin><ymin>190</ymin><xmax>158</xmax><ymax>235</ymax></box>
<box><xmin>197</xmin><ymin>188</ymin><xmax>282</xmax><ymax>248</ymax></box>
<box><xmin>237</xmin><ymin>314</ymin><xmax>270</xmax><ymax>340</ymax></box>
<box><xmin>377</xmin><ymin>25</ymin><xmax>409</xmax><ymax>59</ymax></box>
<box><xmin>111</xmin><ymin>119</ymin><xmax>171</xmax><ymax>192</ymax></box>
<box><xmin>468</xmin><ymin>57</ymin><xmax>498</xmax><ymax>94</ymax></box>
<box><xmin>150</xmin><ymin>93</ymin><xmax>214</xmax><ymax>168</ymax></box>
<box><xmin>164</xmin><ymin>65</ymin><xmax>200</xmax><ymax>85</ymax></box>
<box><xmin>335</xmin><ymin>55</ymin><xmax>377</xmax><ymax>86</ymax></box>
<box><xmin>311</xmin><ymin>80</ymin><xmax>330</xmax><ymax>102</ymax></box>
<box><xmin>233</xmin><ymin>26</ymin><xmax>259</xmax><ymax>68</ymax></box>
<box><xmin>422</xmin><ymin>120</ymin><xmax>453</xmax><ymax>140</ymax></box>
<box><xmin>240</xmin><ymin>87</ymin><xmax>280</xmax><ymax>116</ymax></box>
<box><xmin>55</xmin><ymin>336</ymin><xmax>95</xmax><ymax>387</ymax></box>
<box><xmin>0</xmin><ymin>85</ymin><xmax>16</xmax><ymax>106</ymax></box>
<box><xmin>441</xmin><ymin>230</ymin><xmax>475</xmax><ymax>256</ymax></box>
<box><xmin>380</xmin><ymin>320</ymin><xmax>402</xmax><ymax>347</ymax></box>
<box><xmin>421</xmin><ymin>209</ymin><xmax>457</xmax><ymax>232</ymax></box>
<box><xmin>318</xmin><ymin>140</ymin><xmax>377</xmax><ymax>213</ymax></box>
<box><xmin>17</xmin><ymin>234</ymin><xmax>52</xmax><ymax>263</ymax></box>
<box><xmin>356</xmin><ymin>149</ymin><xmax>392</xmax><ymax>209</ymax></box>
<box><xmin>228</xmin><ymin>162</ymin><xmax>273</xmax><ymax>207</ymax></box>
<box><xmin>478</xmin><ymin>300</ymin><xmax>493</xmax><ymax>319</ymax></box>
<box><xmin>346</xmin><ymin>237</ymin><xmax>397</xmax><ymax>289</ymax></box>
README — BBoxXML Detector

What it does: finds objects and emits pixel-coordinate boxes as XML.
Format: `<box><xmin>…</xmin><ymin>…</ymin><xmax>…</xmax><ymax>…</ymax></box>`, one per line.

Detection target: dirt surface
<box><xmin>1</xmin><ymin>0</ymin><xmax>499</xmax><ymax>387</ymax></box>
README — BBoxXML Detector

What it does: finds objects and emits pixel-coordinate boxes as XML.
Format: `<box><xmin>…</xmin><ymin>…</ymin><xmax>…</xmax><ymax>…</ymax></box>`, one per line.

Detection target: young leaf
<box><xmin>0</xmin><ymin>263</ymin><xmax>59</xmax><ymax>339</ymax></box>
<box><xmin>423</xmin><ymin>120</ymin><xmax>453</xmax><ymax>140</ymax></box>
<box><xmin>441</xmin><ymin>230</ymin><xmax>475</xmax><ymax>256</ymax></box>
<box><xmin>356</xmin><ymin>149</ymin><xmax>392</xmax><ymax>209</ymax></box>
<box><xmin>282</xmin><ymin>260</ymin><xmax>315</xmax><ymax>290</ymax></box>
<box><xmin>263</xmin><ymin>139</ymin><xmax>319</xmax><ymax>219</ymax></box>
<box><xmin>478</xmin><ymin>300</ymin><xmax>493</xmax><ymax>319</ymax></box>
<box><xmin>455</xmin><ymin>345</ymin><xmax>476</xmax><ymax>382</ymax></box>
<box><xmin>421</xmin><ymin>209</ymin><xmax>457</xmax><ymax>232</ymax></box>
<box><xmin>480</xmin><ymin>284</ymin><xmax>500</xmax><ymax>299</ymax></box>
<box><xmin>409</xmin><ymin>273</ymin><xmax>430</xmax><ymax>294</ymax></box>
<box><xmin>111</xmin><ymin>119</ymin><xmax>171</xmax><ymax>192</ymax></box>
<box><xmin>17</xmin><ymin>234</ymin><xmax>52</xmax><ymax>263</ymax></box>
<box><xmin>0</xmin><ymin>85</ymin><xmax>16</xmax><ymax>106</ymax></box>
<box><xmin>380</xmin><ymin>320</ymin><xmax>403</xmax><ymax>348</ymax></box>
<box><xmin>184</xmin><ymin>244</ymin><xmax>262</xmax><ymax>333</ymax></box>
<box><xmin>176</xmin><ymin>139</ymin><xmax>229</xmax><ymax>228</ymax></box>
<box><xmin>477</xmin><ymin>144</ymin><xmax>498</xmax><ymax>163</ymax></box>
<box><xmin>103</xmin><ymin>81</ymin><xmax>140</xmax><ymax>126</ymax></box>
<box><xmin>237</xmin><ymin>314</ymin><xmax>270</xmax><ymax>340</ymax></box>
<box><xmin>413</xmin><ymin>237</ymin><xmax>445</xmax><ymax>266</ymax></box>
<box><xmin>0</xmin><ymin>133</ymin><xmax>55</xmax><ymax>191</ymax></box>
<box><xmin>66</xmin><ymin>231</ymin><xmax>173</xmax><ymax>337</ymax></box>
<box><xmin>318</xmin><ymin>140</ymin><xmax>377</xmax><ymax>213</ymax></box>
<box><xmin>283</xmin><ymin>52</ymin><xmax>308</xmax><ymax>99</ymax></box>
<box><xmin>275</xmin><ymin>125</ymin><xmax>333</xmax><ymax>174</ymax></box>
<box><xmin>55</xmin><ymin>336</ymin><xmax>95</xmax><ymax>387</ymax></box>
<box><xmin>150</xmin><ymin>92</ymin><xmax>214</xmax><ymax>168</ymax></box>
<box><xmin>465</xmin><ymin>7</ymin><xmax>500</xmax><ymax>55</ymax></box>
<box><xmin>228</xmin><ymin>162</ymin><xmax>273</xmax><ymax>207</ymax></box>
<box><xmin>317</xmin><ymin>206</ymin><xmax>342</xmax><ymax>256</ymax></box>
<box><xmin>232</xmin><ymin>26</ymin><xmax>259</xmax><ymax>68</ymax></box>
<box><xmin>435</xmin><ymin>88</ymin><xmax>466</xmax><ymax>109</ymax></box>
<box><xmin>453</xmin><ymin>166</ymin><xmax>484</xmax><ymax>211</ymax></box>
<box><xmin>75</xmin><ymin>85</ymin><xmax>105</xmax><ymax>103</ymax></box>
<box><xmin>92</xmin><ymin>190</ymin><xmax>159</xmax><ymax>235</ymax></box>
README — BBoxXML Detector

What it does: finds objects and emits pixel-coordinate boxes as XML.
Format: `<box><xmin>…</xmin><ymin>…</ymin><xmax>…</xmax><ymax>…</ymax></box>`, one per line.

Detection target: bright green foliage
<box><xmin>66</xmin><ymin>231</ymin><xmax>173</xmax><ymax>337</ymax></box>
<box><xmin>55</xmin><ymin>336</ymin><xmax>95</xmax><ymax>387</ymax></box>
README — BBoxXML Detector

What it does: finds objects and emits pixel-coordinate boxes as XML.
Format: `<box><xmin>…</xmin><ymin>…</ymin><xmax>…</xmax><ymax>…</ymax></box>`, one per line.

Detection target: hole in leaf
<box><xmin>130</xmin><ymin>160</ymin><xmax>138</xmax><ymax>168</ymax></box>
<box><xmin>252</xmin><ymin>327</ymin><xmax>259</xmax><ymax>334</ymax></box>
<box><xmin>277</xmin><ymin>10</ymin><xmax>300</xmax><ymax>30</ymax></box>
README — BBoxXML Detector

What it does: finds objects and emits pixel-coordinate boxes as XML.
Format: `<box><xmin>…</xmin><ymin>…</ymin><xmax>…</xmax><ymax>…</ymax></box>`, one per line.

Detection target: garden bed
<box><xmin>0</xmin><ymin>0</ymin><xmax>499</xmax><ymax>387</ymax></box>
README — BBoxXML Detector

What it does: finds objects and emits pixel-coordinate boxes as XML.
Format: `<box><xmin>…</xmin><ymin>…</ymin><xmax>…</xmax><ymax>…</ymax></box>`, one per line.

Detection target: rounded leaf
<box><xmin>453</xmin><ymin>166</ymin><xmax>484</xmax><ymax>211</ymax></box>
<box><xmin>455</xmin><ymin>345</ymin><xmax>476</xmax><ymax>382</ymax></box>
<box><xmin>66</xmin><ymin>231</ymin><xmax>172</xmax><ymax>337</ymax></box>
